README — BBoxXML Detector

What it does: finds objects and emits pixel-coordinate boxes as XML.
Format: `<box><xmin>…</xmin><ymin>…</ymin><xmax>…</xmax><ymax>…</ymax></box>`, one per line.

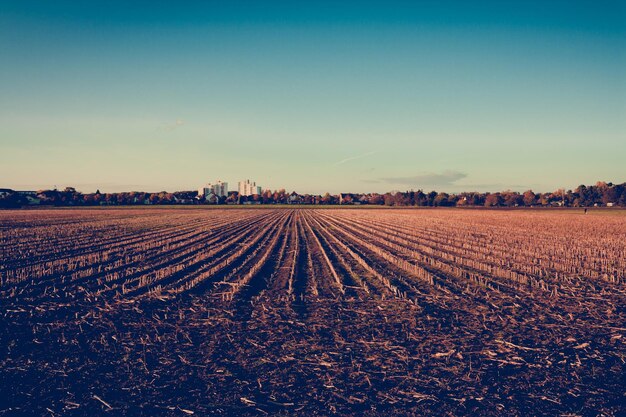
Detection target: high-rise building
<box><xmin>238</xmin><ymin>179</ymin><xmax>262</xmax><ymax>196</ymax></box>
<box><xmin>198</xmin><ymin>180</ymin><xmax>228</xmax><ymax>198</ymax></box>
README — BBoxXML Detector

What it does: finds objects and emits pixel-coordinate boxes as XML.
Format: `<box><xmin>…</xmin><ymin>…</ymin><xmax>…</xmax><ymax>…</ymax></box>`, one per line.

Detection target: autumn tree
<box><xmin>523</xmin><ymin>190</ymin><xmax>536</xmax><ymax>206</ymax></box>
<box><xmin>433</xmin><ymin>192</ymin><xmax>450</xmax><ymax>207</ymax></box>
<box><xmin>484</xmin><ymin>193</ymin><xmax>502</xmax><ymax>207</ymax></box>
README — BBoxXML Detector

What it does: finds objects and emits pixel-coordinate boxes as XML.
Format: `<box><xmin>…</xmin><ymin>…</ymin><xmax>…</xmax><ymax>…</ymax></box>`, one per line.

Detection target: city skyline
<box><xmin>1</xmin><ymin>1</ymin><xmax>624</xmax><ymax>194</ymax></box>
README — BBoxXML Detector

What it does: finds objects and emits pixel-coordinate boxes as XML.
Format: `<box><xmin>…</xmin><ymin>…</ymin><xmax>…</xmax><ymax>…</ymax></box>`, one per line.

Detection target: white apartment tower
<box><xmin>238</xmin><ymin>179</ymin><xmax>262</xmax><ymax>196</ymax></box>
<box><xmin>198</xmin><ymin>180</ymin><xmax>228</xmax><ymax>198</ymax></box>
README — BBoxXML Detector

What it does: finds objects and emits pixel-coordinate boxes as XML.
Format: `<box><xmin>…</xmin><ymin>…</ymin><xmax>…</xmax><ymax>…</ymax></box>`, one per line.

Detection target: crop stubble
<box><xmin>0</xmin><ymin>208</ymin><xmax>624</xmax><ymax>416</ymax></box>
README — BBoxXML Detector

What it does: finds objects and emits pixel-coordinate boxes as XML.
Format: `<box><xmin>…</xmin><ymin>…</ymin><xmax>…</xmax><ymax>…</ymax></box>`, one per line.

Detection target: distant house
<box><xmin>0</xmin><ymin>189</ymin><xmax>41</xmax><ymax>206</ymax></box>
<box><xmin>288</xmin><ymin>192</ymin><xmax>302</xmax><ymax>204</ymax></box>
<box><xmin>22</xmin><ymin>194</ymin><xmax>41</xmax><ymax>205</ymax></box>
<box><xmin>226</xmin><ymin>191</ymin><xmax>239</xmax><ymax>205</ymax></box>
<box><xmin>206</xmin><ymin>193</ymin><xmax>219</xmax><ymax>204</ymax></box>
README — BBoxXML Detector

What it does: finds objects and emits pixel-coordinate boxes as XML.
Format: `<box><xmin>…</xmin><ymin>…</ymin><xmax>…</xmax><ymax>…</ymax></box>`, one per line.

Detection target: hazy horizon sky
<box><xmin>1</xmin><ymin>1</ymin><xmax>625</xmax><ymax>194</ymax></box>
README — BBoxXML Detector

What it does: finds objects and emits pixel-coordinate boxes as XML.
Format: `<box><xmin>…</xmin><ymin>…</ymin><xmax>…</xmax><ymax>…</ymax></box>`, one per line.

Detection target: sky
<box><xmin>1</xmin><ymin>1</ymin><xmax>625</xmax><ymax>194</ymax></box>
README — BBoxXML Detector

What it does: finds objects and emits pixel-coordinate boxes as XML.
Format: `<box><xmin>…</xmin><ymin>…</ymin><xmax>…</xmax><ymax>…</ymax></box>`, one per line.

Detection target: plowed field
<box><xmin>1</xmin><ymin>208</ymin><xmax>624</xmax><ymax>416</ymax></box>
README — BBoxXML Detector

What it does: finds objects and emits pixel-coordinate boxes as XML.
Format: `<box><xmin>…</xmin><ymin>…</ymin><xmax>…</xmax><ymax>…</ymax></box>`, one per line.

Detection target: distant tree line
<box><xmin>1</xmin><ymin>182</ymin><xmax>625</xmax><ymax>208</ymax></box>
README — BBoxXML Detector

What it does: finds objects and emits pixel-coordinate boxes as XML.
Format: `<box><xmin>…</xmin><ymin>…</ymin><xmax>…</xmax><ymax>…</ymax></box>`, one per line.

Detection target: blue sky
<box><xmin>1</xmin><ymin>1</ymin><xmax>624</xmax><ymax>193</ymax></box>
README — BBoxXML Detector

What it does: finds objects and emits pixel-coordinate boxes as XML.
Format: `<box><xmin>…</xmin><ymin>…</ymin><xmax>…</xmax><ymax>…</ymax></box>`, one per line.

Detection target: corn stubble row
<box><xmin>1</xmin><ymin>208</ymin><xmax>624</xmax><ymax>305</ymax></box>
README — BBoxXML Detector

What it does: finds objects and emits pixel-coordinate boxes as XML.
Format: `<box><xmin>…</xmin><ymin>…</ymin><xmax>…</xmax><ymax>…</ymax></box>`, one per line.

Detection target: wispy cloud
<box><xmin>333</xmin><ymin>151</ymin><xmax>376</xmax><ymax>166</ymax></box>
<box><xmin>376</xmin><ymin>170</ymin><xmax>468</xmax><ymax>187</ymax></box>
<box><xmin>162</xmin><ymin>118</ymin><xmax>185</xmax><ymax>131</ymax></box>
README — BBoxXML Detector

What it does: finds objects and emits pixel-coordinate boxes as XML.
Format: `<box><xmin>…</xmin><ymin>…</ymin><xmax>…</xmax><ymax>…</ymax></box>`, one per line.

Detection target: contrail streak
<box><xmin>333</xmin><ymin>151</ymin><xmax>376</xmax><ymax>166</ymax></box>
